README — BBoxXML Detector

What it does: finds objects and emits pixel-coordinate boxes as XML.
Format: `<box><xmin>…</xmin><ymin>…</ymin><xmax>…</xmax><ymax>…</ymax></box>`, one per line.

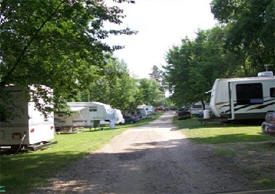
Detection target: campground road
<box><xmin>34</xmin><ymin>111</ymin><xmax>250</xmax><ymax>194</ymax></box>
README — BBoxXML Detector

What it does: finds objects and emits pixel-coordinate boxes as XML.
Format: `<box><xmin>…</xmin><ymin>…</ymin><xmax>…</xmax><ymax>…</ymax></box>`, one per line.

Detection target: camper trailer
<box><xmin>0</xmin><ymin>85</ymin><xmax>54</xmax><ymax>151</ymax></box>
<box><xmin>209</xmin><ymin>72</ymin><xmax>275</xmax><ymax>120</ymax></box>
<box><xmin>55</xmin><ymin>102</ymin><xmax>115</xmax><ymax>130</ymax></box>
<box><xmin>114</xmin><ymin>109</ymin><xmax>125</xmax><ymax>124</ymax></box>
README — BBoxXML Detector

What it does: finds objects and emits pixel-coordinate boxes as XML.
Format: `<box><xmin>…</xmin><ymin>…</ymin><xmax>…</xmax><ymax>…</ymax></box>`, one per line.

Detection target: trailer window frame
<box><xmin>236</xmin><ymin>83</ymin><xmax>263</xmax><ymax>105</ymax></box>
<box><xmin>270</xmin><ymin>88</ymin><xmax>275</xmax><ymax>97</ymax></box>
<box><xmin>89</xmin><ymin>106</ymin><xmax>97</xmax><ymax>112</ymax></box>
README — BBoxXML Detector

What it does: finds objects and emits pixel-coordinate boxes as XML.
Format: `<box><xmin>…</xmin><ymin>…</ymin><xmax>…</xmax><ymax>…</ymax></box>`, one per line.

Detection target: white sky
<box><xmin>106</xmin><ymin>0</ymin><xmax>217</xmax><ymax>78</ymax></box>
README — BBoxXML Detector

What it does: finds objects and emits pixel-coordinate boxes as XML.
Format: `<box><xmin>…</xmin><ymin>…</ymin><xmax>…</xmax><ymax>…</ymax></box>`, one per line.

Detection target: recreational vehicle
<box><xmin>209</xmin><ymin>72</ymin><xmax>275</xmax><ymax>120</ymax></box>
<box><xmin>0</xmin><ymin>85</ymin><xmax>54</xmax><ymax>151</ymax></box>
<box><xmin>114</xmin><ymin>109</ymin><xmax>125</xmax><ymax>124</ymax></box>
<box><xmin>55</xmin><ymin>102</ymin><xmax>115</xmax><ymax>130</ymax></box>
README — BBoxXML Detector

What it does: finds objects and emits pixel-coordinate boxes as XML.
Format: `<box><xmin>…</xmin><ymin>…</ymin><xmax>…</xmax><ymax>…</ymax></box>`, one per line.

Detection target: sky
<box><xmin>106</xmin><ymin>0</ymin><xmax>217</xmax><ymax>78</ymax></box>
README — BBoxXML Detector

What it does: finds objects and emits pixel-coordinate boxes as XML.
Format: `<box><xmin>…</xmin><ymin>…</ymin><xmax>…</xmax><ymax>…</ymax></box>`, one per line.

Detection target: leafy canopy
<box><xmin>0</xmin><ymin>0</ymin><xmax>135</xmax><ymax>113</ymax></box>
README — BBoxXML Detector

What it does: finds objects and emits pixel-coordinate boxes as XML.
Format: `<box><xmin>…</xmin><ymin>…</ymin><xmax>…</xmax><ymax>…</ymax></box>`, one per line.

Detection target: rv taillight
<box><xmin>50</xmin><ymin>126</ymin><xmax>54</xmax><ymax>130</ymax></box>
<box><xmin>30</xmin><ymin>128</ymin><xmax>35</xmax><ymax>133</ymax></box>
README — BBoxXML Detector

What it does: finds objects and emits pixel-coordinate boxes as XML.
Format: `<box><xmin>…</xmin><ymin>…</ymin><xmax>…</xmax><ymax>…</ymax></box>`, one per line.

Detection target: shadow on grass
<box><xmin>2</xmin><ymin>138</ymin><xmax>252</xmax><ymax>194</ymax></box>
<box><xmin>0</xmin><ymin>150</ymin><xmax>88</xmax><ymax>194</ymax></box>
<box><xmin>0</xmin><ymin>112</ymin><xmax>165</xmax><ymax>194</ymax></box>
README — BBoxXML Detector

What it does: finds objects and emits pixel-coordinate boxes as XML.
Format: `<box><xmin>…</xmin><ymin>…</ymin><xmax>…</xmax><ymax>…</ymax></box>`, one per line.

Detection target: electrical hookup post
<box><xmin>0</xmin><ymin>185</ymin><xmax>5</xmax><ymax>193</ymax></box>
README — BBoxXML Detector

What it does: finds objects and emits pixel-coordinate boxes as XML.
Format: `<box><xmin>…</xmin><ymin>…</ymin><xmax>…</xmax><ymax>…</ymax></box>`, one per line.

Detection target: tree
<box><xmin>0</xmin><ymin>0</ymin><xmax>134</xmax><ymax>114</ymax></box>
<box><xmin>138</xmin><ymin>78</ymin><xmax>165</xmax><ymax>106</ymax></box>
<box><xmin>149</xmin><ymin>65</ymin><xmax>164</xmax><ymax>91</ymax></box>
<box><xmin>82</xmin><ymin>57</ymin><xmax>142</xmax><ymax>111</ymax></box>
<box><xmin>164</xmin><ymin>27</ymin><xmax>241</xmax><ymax>107</ymax></box>
<box><xmin>211</xmin><ymin>0</ymin><xmax>275</xmax><ymax>70</ymax></box>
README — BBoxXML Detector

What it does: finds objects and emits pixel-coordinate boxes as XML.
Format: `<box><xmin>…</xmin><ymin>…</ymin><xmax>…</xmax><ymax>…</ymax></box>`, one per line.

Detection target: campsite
<box><xmin>0</xmin><ymin>0</ymin><xmax>275</xmax><ymax>193</ymax></box>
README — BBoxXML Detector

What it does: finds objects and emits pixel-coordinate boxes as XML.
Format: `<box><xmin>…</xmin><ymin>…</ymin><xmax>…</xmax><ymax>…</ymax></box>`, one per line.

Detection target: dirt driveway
<box><xmin>34</xmin><ymin>112</ymin><xmax>251</xmax><ymax>194</ymax></box>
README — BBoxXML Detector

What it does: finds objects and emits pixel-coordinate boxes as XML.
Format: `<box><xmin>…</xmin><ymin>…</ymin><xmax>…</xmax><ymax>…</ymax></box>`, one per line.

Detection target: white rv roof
<box><xmin>217</xmin><ymin>76</ymin><xmax>275</xmax><ymax>82</ymax></box>
<box><xmin>68</xmin><ymin>102</ymin><xmax>91</xmax><ymax>107</ymax></box>
<box><xmin>91</xmin><ymin>102</ymin><xmax>112</xmax><ymax>109</ymax></box>
<box><xmin>70</xmin><ymin>106</ymin><xmax>86</xmax><ymax>112</ymax></box>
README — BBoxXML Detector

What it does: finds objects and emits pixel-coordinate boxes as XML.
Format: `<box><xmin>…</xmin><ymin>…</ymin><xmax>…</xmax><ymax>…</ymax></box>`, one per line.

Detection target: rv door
<box><xmin>228</xmin><ymin>82</ymin><xmax>236</xmax><ymax>120</ymax></box>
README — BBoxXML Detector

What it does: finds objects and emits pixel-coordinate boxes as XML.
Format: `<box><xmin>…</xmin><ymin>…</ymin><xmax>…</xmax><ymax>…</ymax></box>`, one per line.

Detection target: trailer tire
<box><xmin>10</xmin><ymin>145</ymin><xmax>22</xmax><ymax>153</ymax></box>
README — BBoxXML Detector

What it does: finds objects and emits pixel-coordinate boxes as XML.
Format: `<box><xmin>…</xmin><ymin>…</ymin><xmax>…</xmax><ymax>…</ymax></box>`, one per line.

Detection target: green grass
<box><xmin>174</xmin><ymin>118</ymin><xmax>275</xmax><ymax>144</ymax></box>
<box><xmin>254</xmin><ymin>178</ymin><xmax>275</xmax><ymax>189</ymax></box>
<box><xmin>0</xmin><ymin>112</ymin><xmax>162</xmax><ymax>194</ymax></box>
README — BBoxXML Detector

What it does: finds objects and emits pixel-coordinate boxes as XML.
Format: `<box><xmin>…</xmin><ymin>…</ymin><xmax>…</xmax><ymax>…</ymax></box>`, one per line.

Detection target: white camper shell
<box><xmin>55</xmin><ymin>102</ymin><xmax>115</xmax><ymax>130</ymax></box>
<box><xmin>0</xmin><ymin>85</ymin><xmax>54</xmax><ymax>149</ymax></box>
<box><xmin>210</xmin><ymin>75</ymin><xmax>275</xmax><ymax>120</ymax></box>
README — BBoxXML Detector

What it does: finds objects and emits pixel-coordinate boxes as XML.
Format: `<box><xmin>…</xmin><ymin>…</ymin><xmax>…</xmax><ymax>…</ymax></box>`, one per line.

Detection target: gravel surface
<box><xmin>33</xmin><ymin>112</ymin><xmax>251</xmax><ymax>194</ymax></box>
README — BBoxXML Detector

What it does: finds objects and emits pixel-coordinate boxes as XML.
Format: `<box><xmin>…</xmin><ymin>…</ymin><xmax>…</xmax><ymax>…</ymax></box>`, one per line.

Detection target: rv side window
<box><xmin>0</xmin><ymin>112</ymin><xmax>7</xmax><ymax>122</ymax></box>
<box><xmin>236</xmin><ymin>83</ymin><xmax>263</xmax><ymax>104</ymax></box>
<box><xmin>89</xmin><ymin>107</ymin><xmax>97</xmax><ymax>112</ymax></box>
<box><xmin>270</xmin><ymin>88</ymin><xmax>275</xmax><ymax>97</ymax></box>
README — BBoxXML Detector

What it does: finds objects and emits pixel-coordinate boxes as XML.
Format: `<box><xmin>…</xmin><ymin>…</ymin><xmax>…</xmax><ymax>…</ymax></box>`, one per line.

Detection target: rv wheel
<box><xmin>10</xmin><ymin>145</ymin><xmax>22</xmax><ymax>153</ymax></box>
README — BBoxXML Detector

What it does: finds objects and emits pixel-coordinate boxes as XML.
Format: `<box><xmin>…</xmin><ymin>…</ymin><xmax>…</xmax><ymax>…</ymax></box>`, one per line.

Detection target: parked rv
<box><xmin>0</xmin><ymin>85</ymin><xmax>55</xmax><ymax>152</ymax></box>
<box><xmin>114</xmin><ymin>109</ymin><xmax>125</xmax><ymax>124</ymax></box>
<box><xmin>55</xmin><ymin>102</ymin><xmax>115</xmax><ymax>131</ymax></box>
<box><xmin>209</xmin><ymin>72</ymin><xmax>275</xmax><ymax>120</ymax></box>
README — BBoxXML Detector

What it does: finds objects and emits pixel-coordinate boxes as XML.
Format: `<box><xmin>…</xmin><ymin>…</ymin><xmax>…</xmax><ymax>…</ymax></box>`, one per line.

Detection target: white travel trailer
<box><xmin>55</xmin><ymin>102</ymin><xmax>115</xmax><ymax>130</ymax></box>
<box><xmin>0</xmin><ymin>85</ymin><xmax>55</xmax><ymax>151</ymax></box>
<box><xmin>210</xmin><ymin>73</ymin><xmax>275</xmax><ymax>120</ymax></box>
<box><xmin>114</xmin><ymin>109</ymin><xmax>125</xmax><ymax>124</ymax></box>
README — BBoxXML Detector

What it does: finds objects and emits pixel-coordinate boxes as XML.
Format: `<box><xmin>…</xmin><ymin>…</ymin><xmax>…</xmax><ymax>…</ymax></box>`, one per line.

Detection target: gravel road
<box><xmin>34</xmin><ymin>112</ymin><xmax>251</xmax><ymax>194</ymax></box>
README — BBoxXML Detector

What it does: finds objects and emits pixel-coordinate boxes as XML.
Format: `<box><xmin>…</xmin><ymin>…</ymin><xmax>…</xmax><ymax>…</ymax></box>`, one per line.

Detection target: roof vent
<box><xmin>258</xmin><ymin>71</ymin><xmax>274</xmax><ymax>77</ymax></box>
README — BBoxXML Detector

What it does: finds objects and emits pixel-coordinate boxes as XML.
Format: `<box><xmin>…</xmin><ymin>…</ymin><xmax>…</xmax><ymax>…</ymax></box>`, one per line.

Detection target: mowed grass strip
<box><xmin>0</xmin><ymin>112</ymin><xmax>163</xmax><ymax>194</ymax></box>
<box><xmin>174</xmin><ymin>118</ymin><xmax>274</xmax><ymax>144</ymax></box>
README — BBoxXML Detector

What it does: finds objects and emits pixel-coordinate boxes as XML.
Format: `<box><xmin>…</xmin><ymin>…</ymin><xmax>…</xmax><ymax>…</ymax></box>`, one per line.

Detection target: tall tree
<box><xmin>82</xmin><ymin>57</ymin><xmax>142</xmax><ymax>111</ymax></box>
<box><xmin>211</xmin><ymin>0</ymin><xmax>275</xmax><ymax>71</ymax></box>
<box><xmin>164</xmin><ymin>27</ymin><xmax>241</xmax><ymax>107</ymax></box>
<box><xmin>0</xmin><ymin>0</ymin><xmax>134</xmax><ymax>113</ymax></box>
<box><xmin>149</xmin><ymin>65</ymin><xmax>165</xmax><ymax>92</ymax></box>
<box><xmin>138</xmin><ymin>78</ymin><xmax>165</xmax><ymax>106</ymax></box>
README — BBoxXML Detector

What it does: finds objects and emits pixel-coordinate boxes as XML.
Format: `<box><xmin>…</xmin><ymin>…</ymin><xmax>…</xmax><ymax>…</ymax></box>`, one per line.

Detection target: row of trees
<box><xmin>0</xmin><ymin>0</ymin><xmax>167</xmax><ymax>114</ymax></box>
<box><xmin>164</xmin><ymin>0</ymin><xmax>275</xmax><ymax>107</ymax></box>
<box><xmin>74</xmin><ymin>57</ymin><xmax>166</xmax><ymax>111</ymax></box>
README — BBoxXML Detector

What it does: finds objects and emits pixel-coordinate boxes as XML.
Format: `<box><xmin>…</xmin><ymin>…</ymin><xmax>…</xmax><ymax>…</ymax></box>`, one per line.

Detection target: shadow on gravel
<box><xmin>26</xmin><ymin>139</ymin><xmax>252</xmax><ymax>194</ymax></box>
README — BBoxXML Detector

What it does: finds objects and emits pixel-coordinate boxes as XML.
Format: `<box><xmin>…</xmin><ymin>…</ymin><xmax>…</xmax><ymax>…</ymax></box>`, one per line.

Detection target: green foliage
<box><xmin>138</xmin><ymin>78</ymin><xmax>165</xmax><ymax>106</ymax></box>
<box><xmin>0</xmin><ymin>0</ymin><xmax>134</xmax><ymax>113</ymax></box>
<box><xmin>164</xmin><ymin>27</ymin><xmax>242</xmax><ymax>106</ymax></box>
<box><xmin>211</xmin><ymin>0</ymin><xmax>275</xmax><ymax>70</ymax></box>
<box><xmin>80</xmin><ymin>57</ymin><xmax>142</xmax><ymax>111</ymax></box>
<box><xmin>149</xmin><ymin>65</ymin><xmax>165</xmax><ymax>92</ymax></box>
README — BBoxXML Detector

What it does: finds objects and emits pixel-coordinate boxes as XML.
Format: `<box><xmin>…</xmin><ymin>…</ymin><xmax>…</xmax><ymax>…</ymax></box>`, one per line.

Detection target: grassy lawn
<box><xmin>0</xmin><ymin>112</ymin><xmax>162</xmax><ymax>194</ymax></box>
<box><xmin>174</xmin><ymin>117</ymin><xmax>275</xmax><ymax>189</ymax></box>
<box><xmin>174</xmin><ymin>118</ymin><xmax>274</xmax><ymax>144</ymax></box>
